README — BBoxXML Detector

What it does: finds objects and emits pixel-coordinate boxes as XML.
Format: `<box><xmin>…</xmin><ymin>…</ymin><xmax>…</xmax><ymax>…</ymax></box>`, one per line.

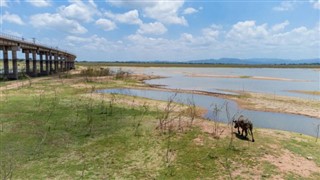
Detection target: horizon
<box><xmin>77</xmin><ymin>57</ymin><xmax>320</xmax><ymax>63</ymax></box>
<box><xmin>1</xmin><ymin>0</ymin><xmax>319</xmax><ymax>61</ymax></box>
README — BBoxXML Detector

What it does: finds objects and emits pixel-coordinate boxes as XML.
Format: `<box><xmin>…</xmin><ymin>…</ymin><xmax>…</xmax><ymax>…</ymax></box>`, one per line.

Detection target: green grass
<box><xmin>282</xmin><ymin>136</ymin><xmax>320</xmax><ymax>166</ymax></box>
<box><xmin>0</xmin><ymin>80</ymin><xmax>164</xmax><ymax>179</ymax></box>
<box><xmin>239</xmin><ymin>75</ymin><xmax>252</xmax><ymax>78</ymax></box>
<box><xmin>1</xmin><ymin>69</ymin><xmax>320</xmax><ymax>179</ymax></box>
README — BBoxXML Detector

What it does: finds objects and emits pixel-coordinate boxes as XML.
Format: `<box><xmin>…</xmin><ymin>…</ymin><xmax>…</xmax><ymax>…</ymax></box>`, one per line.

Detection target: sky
<box><xmin>0</xmin><ymin>0</ymin><xmax>319</xmax><ymax>61</ymax></box>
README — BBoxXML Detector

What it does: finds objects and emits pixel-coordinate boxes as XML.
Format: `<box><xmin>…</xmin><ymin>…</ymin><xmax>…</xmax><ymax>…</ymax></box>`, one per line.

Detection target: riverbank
<box><xmin>116</xmin><ymin>82</ymin><xmax>320</xmax><ymax>119</ymax></box>
<box><xmin>0</xmin><ymin>67</ymin><xmax>319</xmax><ymax>179</ymax></box>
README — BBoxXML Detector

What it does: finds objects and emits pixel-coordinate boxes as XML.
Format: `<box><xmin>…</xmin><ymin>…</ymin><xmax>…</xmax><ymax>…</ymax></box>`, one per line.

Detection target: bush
<box><xmin>114</xmin><ymin>68</ymin><xmax>130</xmax><ymax>79</ymax></box>
<box><xmin>80</xmin><ymin>67</ymin><xmax>111</xmax><ymax>77</ymax></box>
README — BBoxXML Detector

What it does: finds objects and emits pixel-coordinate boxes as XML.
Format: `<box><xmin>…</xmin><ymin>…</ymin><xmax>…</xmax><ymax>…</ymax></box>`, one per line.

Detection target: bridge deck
<box><xmin>0</xmin><ymin>33</ymin><xmax>76</xmax><ymax>80</ymax></box>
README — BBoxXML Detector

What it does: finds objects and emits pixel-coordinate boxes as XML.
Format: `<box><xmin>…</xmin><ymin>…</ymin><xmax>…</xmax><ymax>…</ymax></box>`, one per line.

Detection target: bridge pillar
<box><xmin>39</xmin><ymin>52</ymin><xmax>44</xmax><ymax>74</ymax></box>
<box><xmin>63</xmin><ymin>56</ymin><xmax>67</xmax><ymax>71</ymax></box>
<box><xmin>60</xmin><ymin>57</ymin><xmax>63</xmax><ymax>71</ymax></box>
<box><xmin>71</xmin><ymin>60</ymin><xmax>75</xmax><ymax>69</ymax></box>
<box><xmin>3</xmin><ymin>47</ymin><xmax>9</xmax><ymax>78</ymax></box>
<box><xmin>54</xmin><ymin>53</ymin><xmax>58</xmax><ymax>73</ymax></box>
<box><xmin>64</xmin><ymin>58</ymin><xmax>67</xmax><ymax>71</ymax></box>
<box><xmin>57</xmin><ymin>56</ymin><xmax>61</xmax><ymax>72</ymax></box>
<box><xmin>45</xmin><ymin>52</ymin><xmax>49</xmax><ymax>75</ymax></box>
<box><xmin>24</xmin><ymin>50</ymin><xmax>31</xmax><ymax>75</ymax></box>
<box><xmin>49</xmin><ymin>53</ymin><xmax>53</xmax><ymax>73</ymax></box>
<box><xmin>32</xmin><ymin>50</ymin><xmax>37</xmax><ymax>77</ymax></box>
<box><xmin>12</xmin><ymin>49</ymin><xmax>18</xmax><ymax>80</ymax></box>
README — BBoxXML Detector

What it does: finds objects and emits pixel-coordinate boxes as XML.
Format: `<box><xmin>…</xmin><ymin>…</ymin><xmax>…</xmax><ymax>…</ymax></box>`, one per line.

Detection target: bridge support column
<box><xmin>64</xmin><ymin>61</ymin><xmax>67</xmax><ymax>71</ymax></box>
<box><xmin>32</xmin><ymin>50</ymin><xmax>37</xmax><ymax>77</ymax></box>
<box><xmin>49</xmin><ymin>53</ymin><xmax>53</xmax><ymax>74</ymax></box>
<box><xmin>24</xmin><ymin>50</ymin><xmax>31</xmax><ymax>75</ymax></box>
<box><xmin>54</xmin><ymin>53</ymin><xmax>58</xmax><ymax>73</ymax></box>
<box><xmin>57</xmin><ymin>57</ymin><xmax>61</xmax><ymax>72</ymax></box>
<box><xmin>39</xmin><ymin>52</ymin><xmax>44</xmax><ymax>74</ymax></box>
<box><xmin>12</xmin><ymin>49</ymin><xmax>18</xmax><ymax>80</ymax></box>
<box><xmin>60</xmin><ymin>59</ymin><xmax>63</xmax><ymax>71</ymax></box>
<box><xmin>45</xmin><ymin>52</ymin><xmax>49</xmax><ymax>75</ymax></box>
<box><xmin>71</xmin><ymin>61</ymin><xmax>75</xmax><ymax>69</ymax></box>
<box><xmin>3</xmin><ymin>47</ymin><xmax>9</xmax><ymax>79</ymax></box>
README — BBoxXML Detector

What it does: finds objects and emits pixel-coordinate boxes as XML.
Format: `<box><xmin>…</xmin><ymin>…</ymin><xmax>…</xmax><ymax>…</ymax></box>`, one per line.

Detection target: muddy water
<box><xmin>97</xmin><ymin>88</ymin><xmax>320</xmax><ymax>137</ymax></box>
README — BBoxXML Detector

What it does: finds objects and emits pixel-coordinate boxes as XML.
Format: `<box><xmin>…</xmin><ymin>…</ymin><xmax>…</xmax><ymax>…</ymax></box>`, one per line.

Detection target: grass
<box><xmin>1</xmin><ymin>66</ymin><xmax>320</xmax><ymax>179</ymax></box>
<box><xmin>239</xmin><ymin>75</ymin><xmax>252</xmax><ymax>78</ymax></box>
<box><xmin>282</xmin><ymin>136</ymin><xmax>320</xmax><ymax>166</ymax></box>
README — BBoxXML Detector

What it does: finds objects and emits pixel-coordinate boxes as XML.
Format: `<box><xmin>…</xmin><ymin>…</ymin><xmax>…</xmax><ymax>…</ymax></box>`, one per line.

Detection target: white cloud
<box><xmin>271</xmin><ymin>20</ymin><xmax>290</xmax><ymax>32</ymax></box>
<box><xmin>137</xmin><ymin>22</ymin><xmax>167</xmax><ymax>35</ymax></box>
<box><xmin>0</xmin><ymin>0</ymin><xmax>8</xmax><ymax>7</ymax></box>
<box><xmin>30</xmin><ymin>13</ymin><xmax>87</xmax><ymax>34</ymax></box>
<box><xmin>107</xmin><ymin>1</ymin><xmax>156</xmax><ymax>8</ymax></box>
<box><xmin>183</xmin><ymin>7</ymin><xmax>198</xmax><ymax>15</ymax></box>
<box><xmin>26</xmin><ymin>0</ymin><xmax>51</xmax><ymax>7</ymax></box>
<box><xmin>144</xmin><ymin>1</ymin><xmax>187</xmax><ymax>25</ymax></box>
<box><xmin>202</xmin><ymin>24</ymin><xmax>221</xmax><ymax>40</ymax></box>
<box><xmin>273</xmin><ymin>1</ymin><xmax>295</xmax><ymax>11</ymax></box>
<box><xmin>3</xmin><ymin>30</ymin><xmax>22</xmax><ymax>37</ymax></box>
<box><xmin>180</xmin><ymin>33</ymin><xmax>194</xmax><ymax>43</ymax></box>
<box><xmin>88</xmin><ymin>0</ymin><xmax>97</xmax><ymax>8</ymax></box>
<box><xmin>65</xmin><ymin>19</ymin><xmax>319</xmax><ymax>61</ymax></box>
<box><xmin>310</xmin><ymin>0</ymin><xmax>320</xmax><ymax>9</ymax></box>
<box><xmin>65</xmin><ymin>34</ymin><xmax>124</xmax><ymax>56</ymax></box>
<box><xmin>2</xmin><ymin>11</ymin><xmax>25</xmax><ymax>25</ymax></box>
<box><xmin>227</xmin><ymin>21</ymin><xmax>268</xmax><ymax>41</ymax></box>
<box><xmin>58</xmin><ymin>0</ymin><xmax>99</xmax><ymax>22</ymax></box>
<box><xmin>126</xmin><ymin>21</ymin><xmax>319</xmax><ymax>60</ymax></box>
<box><xmin>107</xmin><ymin>0</ymin><xmax>187</xmax><ymax>25</ymax></box>
<box><xmin>105</xmin><ymin>10</ymin><xmax>142</xmax><ymax>25</ymax></box>
<box><xmin>95</xmin><ymin>18</ymin><xmax>117</xmax><ymax>31</ymax></box>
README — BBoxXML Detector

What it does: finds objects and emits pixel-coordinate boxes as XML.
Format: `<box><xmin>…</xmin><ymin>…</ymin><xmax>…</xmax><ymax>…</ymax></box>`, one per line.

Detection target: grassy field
<box><xmin>1</xmin><ymin>67</ymin><xmax>319</xmax><ymax>179</ymax></box>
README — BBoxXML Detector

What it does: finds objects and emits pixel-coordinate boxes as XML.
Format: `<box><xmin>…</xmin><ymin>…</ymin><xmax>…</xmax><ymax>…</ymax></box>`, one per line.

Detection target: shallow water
<box><xmin>117</xmin><ymin>67</ymin><xmax>320</xmax><ymax>99</ymax></box>
<box><xmin>97</xmin><ymin>88</ymin><xmax>320</xmax><ymax>137</ymax></box>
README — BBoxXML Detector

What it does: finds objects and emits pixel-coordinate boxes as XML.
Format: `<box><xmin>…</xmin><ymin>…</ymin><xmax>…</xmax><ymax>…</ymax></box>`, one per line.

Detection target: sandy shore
<box><xmin>287</xmin><ymin>90</ymin><xmax>320</xmax><ymax>96</ymax></box>
<box><xmin>122</xmin><ymin>75</ymin><xmax>320</xmax><ymax>119</ymax></box>
<box><xmin>186</xmin><ymin>73</ymin><xmax>311</xmax><ymax>82</ymax></box>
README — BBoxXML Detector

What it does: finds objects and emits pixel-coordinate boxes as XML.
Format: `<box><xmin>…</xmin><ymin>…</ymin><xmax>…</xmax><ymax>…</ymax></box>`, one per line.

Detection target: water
<box><xmin>116</xmin><ymin>67</ymin><xmax>320</xmax><ymax>99</ymax></box>
<box><xmin>97</xmin><ymin>88</ymin><xmax>320</xmax><ymax>137</ymax></box>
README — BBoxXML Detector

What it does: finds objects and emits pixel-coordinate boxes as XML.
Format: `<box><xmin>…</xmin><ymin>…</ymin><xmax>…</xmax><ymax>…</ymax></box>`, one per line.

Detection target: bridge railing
<box><xmin>0</xmin><ymin>32</ymin><xmax>76</xmax><ymax>56</ymax></box>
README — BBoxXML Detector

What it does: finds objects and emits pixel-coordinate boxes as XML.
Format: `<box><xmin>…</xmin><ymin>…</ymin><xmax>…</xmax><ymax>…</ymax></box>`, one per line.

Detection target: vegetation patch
<box><xmin>239</xmin><ymin>75</ymin><xmax>252</xmax><ymax>78</ymax></box>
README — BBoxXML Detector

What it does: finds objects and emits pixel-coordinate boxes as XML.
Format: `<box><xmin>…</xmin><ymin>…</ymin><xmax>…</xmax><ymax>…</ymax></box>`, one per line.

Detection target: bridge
<box><xmin>0</xmin><ymin>33</ymin><xmax>76</xmax><ymax>80</ymax></box>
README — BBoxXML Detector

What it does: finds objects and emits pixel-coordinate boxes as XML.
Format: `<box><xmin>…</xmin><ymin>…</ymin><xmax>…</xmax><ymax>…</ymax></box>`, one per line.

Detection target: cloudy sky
<box><xmin>0</xmin><ymin>0</ymin><xmax>319</xmax><ymax>61</ymax></box>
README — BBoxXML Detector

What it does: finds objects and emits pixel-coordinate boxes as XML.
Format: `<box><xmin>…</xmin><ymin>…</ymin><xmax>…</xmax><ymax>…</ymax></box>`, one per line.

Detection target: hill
<box><xmin>187</xmin><ymin>58</ymin><xmax>320</xmax><ymax>65</ymax></box>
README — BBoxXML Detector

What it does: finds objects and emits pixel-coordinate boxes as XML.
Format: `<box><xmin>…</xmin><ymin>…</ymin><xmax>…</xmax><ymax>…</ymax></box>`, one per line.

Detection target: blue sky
<box><xmin>0</xmin><ymin>0</ymin><xmax>319</xmax><ymax>61</ymax></box>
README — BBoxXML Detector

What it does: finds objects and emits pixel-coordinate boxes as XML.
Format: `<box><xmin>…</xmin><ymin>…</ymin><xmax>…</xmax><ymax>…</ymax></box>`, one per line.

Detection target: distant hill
<box><xmin>186</xmin><ymin>58</ymin><xmax>320</xmax><ymax>65</ymax></box>
<box><xmin>81</xmin><ymin>58</ymin><xmax>320</xmax><ymax>65</ymax></box>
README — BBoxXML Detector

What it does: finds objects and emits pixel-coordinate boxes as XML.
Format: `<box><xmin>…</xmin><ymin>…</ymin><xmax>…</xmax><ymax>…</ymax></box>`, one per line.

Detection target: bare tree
<box><xmin>156</xmin><ymin>93</ymin><xmax>177</xmax><ymax>134</ymax></box>
<box><xmin>211</xmin><ymin>103</ymin><xmax>225</xmax><ymax>139</ymax></box>
<box><xmin>186</xmin><ymin>96</ymin><xmax>196</xmax><ymax>127</ymax></box>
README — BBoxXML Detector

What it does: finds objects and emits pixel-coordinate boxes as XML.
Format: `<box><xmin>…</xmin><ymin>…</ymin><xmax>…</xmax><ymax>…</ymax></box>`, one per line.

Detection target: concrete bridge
<box><xmin>0</xmin><ymin>33</ymin><xmax>76</xmax><ymax>80</ymax></box>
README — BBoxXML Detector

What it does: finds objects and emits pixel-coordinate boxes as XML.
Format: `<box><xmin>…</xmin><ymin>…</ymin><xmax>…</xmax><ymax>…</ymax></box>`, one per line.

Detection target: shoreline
<box><xmin>128</xmin><ymin>74</ymin><xmax>320</xmax><ymax>119</ymax></box>
<box><xmin>185</xmin><ymin>73</ymin><xmax>311</xmax><ymax>82</ymax></box>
